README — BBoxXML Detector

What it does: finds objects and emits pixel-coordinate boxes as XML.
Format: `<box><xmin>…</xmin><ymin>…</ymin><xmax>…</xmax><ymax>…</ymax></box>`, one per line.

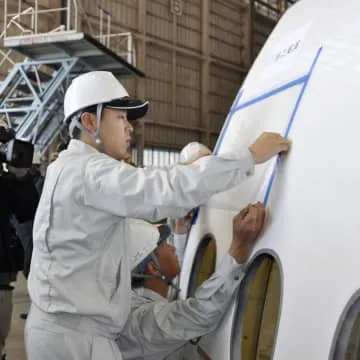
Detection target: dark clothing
<box><xmin>0</xmin><ymin>171</ymin><xmax>39</xmax><ymax>275</ymax></box>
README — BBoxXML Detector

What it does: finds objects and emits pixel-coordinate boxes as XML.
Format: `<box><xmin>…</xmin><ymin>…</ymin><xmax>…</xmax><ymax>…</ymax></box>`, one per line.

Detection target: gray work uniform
<box><xmin>117</xmin><ymin>253</ymin><xmax>244</xmax><ymax>359</ymax></box>
<box><xmin>26</xmin><ymin>139</ymin><xmax>254</xmax><ymax>360</ymax></box>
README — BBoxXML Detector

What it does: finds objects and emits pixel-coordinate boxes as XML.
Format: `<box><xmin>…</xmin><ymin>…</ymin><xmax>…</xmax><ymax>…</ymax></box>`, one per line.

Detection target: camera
<box><xmin>0</xmin><ymin>127</ymin><xmax>34</xmax><ymax>168</ymax></box>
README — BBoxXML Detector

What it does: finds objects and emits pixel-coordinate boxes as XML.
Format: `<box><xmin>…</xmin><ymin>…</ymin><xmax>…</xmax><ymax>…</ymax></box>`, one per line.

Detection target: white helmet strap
<box><xmin>132</xmin><ymin>272</ymin><xmax>181</xmax><ymax>296</ymax></box>
<box><xmin>94</xmin><ymin>103</ymin><xmax>103</xmax><ymax>145</ymax></box>
<box><xmin>69</xmin><ymin>103</ymin><xmax>106</xmax><ymax>152</ymax></box>
<box><xmin>132</xmin><ymin>252</ymin><xmax>181</xmax><ymax>296</ymax></box>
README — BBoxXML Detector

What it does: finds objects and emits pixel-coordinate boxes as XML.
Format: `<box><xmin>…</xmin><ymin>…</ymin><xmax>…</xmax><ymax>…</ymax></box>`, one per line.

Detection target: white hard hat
<box><xmin>180</xmin><ymin>141</ymin><xmax>211</xmax><ymax>163</ymax></box>
<box><xmin>63</xmin><ymin>71</ymin><xmax>149</xmax><ymax>124</ymax></box>
<box><xmin>128</xmin><ymin>219</ymin><xmax>160</xmax><ymax>271</ymax></box>
<box><xmin>129</xmin><ymin>219</ymin><xmax>172</xmax><ymax>271</ymax></box>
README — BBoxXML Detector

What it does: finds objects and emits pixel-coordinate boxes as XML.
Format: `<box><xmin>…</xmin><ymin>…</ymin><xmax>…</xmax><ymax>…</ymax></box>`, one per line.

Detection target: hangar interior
<box><xmin>0</xmin><ymin>0</ymin><xmax>296</xmax><ymax>165</ymax></box>
<box><xmin>8</xmin><ymin>2</ymin><xmax>360</xmax><ymax>360</ymax></box>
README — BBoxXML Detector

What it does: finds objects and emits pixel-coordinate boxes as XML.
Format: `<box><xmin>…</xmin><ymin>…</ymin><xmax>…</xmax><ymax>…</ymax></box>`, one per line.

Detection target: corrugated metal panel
<box><xmin>176</xmin><ymin>5</ymin><xmax>201</xmax><ymax>32</ymax></box>
<box><xmin>209</xmin><ymin>0</ymin><xmax>247</xmax><ymax>64</ymax></box>
<box><xmin>121</xmin><ymin>78</ymin><xmax>137</xmax><ymax>96</ymax></box>
<box><xmin>146</xmin><ymin>0</ymin><xmax>173</xmax><ymax>42</ymax></box>
<box><xmin>145</xmin><ymin>44</ymin><xmax>172</xmax><ymax>126</ymax></box>
<box><xmin>146</xmin><ymin>78</ymin><xmax>172</xmax><ymax>102</ymax></box>
<box><xmin>176</xmin><ymin>24</ymin><xmax>201</xmax><ymax>50</ymax></box>
<box><xmin>210</xmin><ymin>134</ymin><xmax>218</xmax><ymax>150</ymax></box>
<box><xmin>176</xmin><ymin>106</ymin><xmax>201</xmax><ymax>127</ymax></box>
<box><xmin>176</xmin><ymin>61</ymin><xmax>201</xmax><ymax>89</ymax></box>
<box><xmin>176</xmin><ymin>86</ymin><xmax>200</xmax><ymax>109</ymax></box>
<box><xmin>99</xmin><ymin>0</ymin><xmax>138</xmax><ymax>32</ymax></box>
<box><xmin>146</xmin><ymin>45</ymin><xmax>172</xmax><ymax>82</ymax></box>
<box><xmin>147</xmin><ymin>101</ymin><xmax>172</xmax><ymax>123</ymax></box>
<box><xmin>176</xmin><ymin>1</ymin><xmax>201</xmax><ymax>50</ymax></box>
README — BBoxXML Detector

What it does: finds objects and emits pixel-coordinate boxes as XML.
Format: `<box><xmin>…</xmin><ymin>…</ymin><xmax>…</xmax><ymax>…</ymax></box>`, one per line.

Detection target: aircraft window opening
<box><xmin>187</xmin><ymin>235</ymin><xmax>217</xmax><ymax>298</ymax></box>
<box><xmin>330</xmin><ymin>292</ymin><xmax>360</xmax><ymax>360</ymax></box>
<box><xmin>231</xmin><ymin>254</ymin><xmax>282</xmax><ymax>360</ymax></box>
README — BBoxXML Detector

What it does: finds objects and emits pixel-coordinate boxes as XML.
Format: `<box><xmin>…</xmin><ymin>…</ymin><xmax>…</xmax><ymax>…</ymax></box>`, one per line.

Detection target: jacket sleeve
<box><xmin>117</xmin><ymin>253</ymin><xmax>245</xmax><ymax>358</ymax></box>
<box><xmin>83</xmin><ymin>150</ymin><xmax>254</xmax><ymax>221</ymax></box>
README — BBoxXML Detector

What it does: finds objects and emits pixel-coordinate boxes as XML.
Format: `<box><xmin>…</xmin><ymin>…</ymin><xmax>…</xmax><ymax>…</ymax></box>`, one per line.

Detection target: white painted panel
<box><xmin>180</xmin><ymin>0</ymin><xmax>360</xmax><ymax>359</ymax></box>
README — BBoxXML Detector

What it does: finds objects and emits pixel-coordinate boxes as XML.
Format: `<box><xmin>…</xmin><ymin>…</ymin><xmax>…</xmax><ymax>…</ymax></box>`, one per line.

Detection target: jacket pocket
<box><xmin>96</xmin><ymin>250</ymin><xmax>123</xmax><ymax>301</ymax></box>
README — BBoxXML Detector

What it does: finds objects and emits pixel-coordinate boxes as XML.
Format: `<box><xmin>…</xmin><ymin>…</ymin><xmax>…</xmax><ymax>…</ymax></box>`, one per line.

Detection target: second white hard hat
<box><xmin>129</xmin><ymin>219</ymin><xmax>172</xmax><ymax>271</ymax></box>
<box><xmin>128</xmin><ymin>219</ymin><xmax>160</xmax><ymax>271</ymax></box>
<box><xmin>63</xmin><ymin>71</ymin><xmax>148</xmax><ymax>124</ymax></box>
<box><xmin>180</xmin><ymin>141</ymin><xmax>211</xmax><ymax>163</ymax></box>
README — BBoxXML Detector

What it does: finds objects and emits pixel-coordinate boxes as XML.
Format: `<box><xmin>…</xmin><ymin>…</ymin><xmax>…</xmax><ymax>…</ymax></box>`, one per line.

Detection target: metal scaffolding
<box><xmin>0</xmin><ymin>0</ymin><xmax>144</xmax><ymax>161</ymax></box>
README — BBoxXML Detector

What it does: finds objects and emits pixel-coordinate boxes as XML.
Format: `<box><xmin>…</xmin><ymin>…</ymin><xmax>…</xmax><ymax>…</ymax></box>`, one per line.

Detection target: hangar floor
<box><xmin>6</xmin><ymin>274</ymin><xmax>28</xmax><ymax>360</ymax></box>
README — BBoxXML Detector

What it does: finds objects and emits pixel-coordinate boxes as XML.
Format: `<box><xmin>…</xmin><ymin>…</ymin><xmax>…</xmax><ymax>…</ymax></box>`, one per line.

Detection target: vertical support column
<box><xmin>60</xmin><ymin>0</ymin><xmax>67</xmax><ymax>30</ymax></box>
<box><xmin>279</xmin><ymin>0</ymin><xmax>287</xmax><ymax>14</ymax></box>
<box><xmin>171</xmin><ymin>12</ymin><xmax>177</xmax><ymax>127</ymax></box>
<box><xmin>200</xmin><ymin>0</ymin><xmax>210</xmax><ymax>147</ymax></box>
<box><xmin>66</xmin><ymin>0</ymin><xmax>71</xmax><ymax>31</ymax></box>
<box><xmin>248</xmin><ymin>0</ymin><xmax>255</xmax><ymax>66</ymax></box>
<box><xmin>135</xmin><ymin>0</ymin><xmax>147</xmax><ymax>167</ymax></box>
<box><xmin>35</xmin><ymin>0</ymin><xmax>39</xmax><ymax>33</ymax></box>
<box><xmin>99</xmin><ymin>7</ymin><xmax>103</xmax><ymax>43</ymax></box>
<box><xmin>4</xmin><ymin>0</ymin><xmax>8</xmax><ymax>38</ymax></box>
<box><xmin>106</xmin><ymin>14</ymin><xmax>111</xmax><ymax>48</ymax></box>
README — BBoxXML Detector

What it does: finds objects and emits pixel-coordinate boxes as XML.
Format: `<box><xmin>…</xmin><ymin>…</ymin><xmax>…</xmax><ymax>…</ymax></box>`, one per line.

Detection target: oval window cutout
<box><xmin>187</xmin><ymin>235</ymin><xmax>217</xmax><ymax>297</ymax></box>
<box><xmin>231</xmin><ymin>254</ymin><xmax>282</xmax><ymax>360</ymax></box>
<box><xmin>330</xmin><ymin>292</ymin><xmax>360</xmax><ymax>360</ymax></box>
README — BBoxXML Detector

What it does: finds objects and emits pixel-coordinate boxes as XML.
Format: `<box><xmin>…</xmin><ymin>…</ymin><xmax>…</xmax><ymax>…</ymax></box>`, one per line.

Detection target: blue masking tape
<box><xmin>193</xmin><ymin>46</ymin><xmax>323</xmax><ymax>223</ymax></box>
<box><xmin>263</xmin><ymin>47</ymin><xmax>323</xmax><ymax>205</ymax></box>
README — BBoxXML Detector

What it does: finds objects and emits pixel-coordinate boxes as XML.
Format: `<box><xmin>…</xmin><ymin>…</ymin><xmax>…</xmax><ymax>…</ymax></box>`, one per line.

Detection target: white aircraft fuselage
<box><xmin>179</xmin><ymin>0</ymin><xmax>360</xmax><ymax>359</ymax></box>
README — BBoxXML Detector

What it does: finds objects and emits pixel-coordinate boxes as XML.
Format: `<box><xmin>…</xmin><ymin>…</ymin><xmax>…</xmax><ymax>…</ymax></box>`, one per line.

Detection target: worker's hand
<box><xmin>249</xmin><ymin>132</ymin><xmax>290</xmax><ymax>164</ymax></box>
<box><xmin>229</xmin><ymin>202</ymin><xmax>266</xmax><ymax>264</ymax></box>
<box><xmin>175</xmin><ymin>209</ymin><xmax>195</xmax><ymax>234</ymax></box>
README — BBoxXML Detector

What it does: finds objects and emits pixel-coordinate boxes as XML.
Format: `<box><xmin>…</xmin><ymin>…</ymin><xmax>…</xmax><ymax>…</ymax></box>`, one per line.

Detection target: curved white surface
<box><xmin>180</xmin><ymin>0</ymin><xmax>360</xmax><ymax>359</ymax></box>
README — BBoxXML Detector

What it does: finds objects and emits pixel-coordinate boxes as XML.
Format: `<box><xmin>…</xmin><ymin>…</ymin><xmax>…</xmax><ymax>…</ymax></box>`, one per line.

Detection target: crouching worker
<box><xmin>117</xmin><ymin>202</ymin><xmax>266</xmax><ymax>359</ymax></box>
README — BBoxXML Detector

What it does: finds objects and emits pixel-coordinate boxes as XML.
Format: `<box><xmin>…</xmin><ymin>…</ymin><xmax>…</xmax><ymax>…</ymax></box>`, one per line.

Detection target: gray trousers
<box><xmin>25</xmin><ymin>305</ymin><xmax>123</xmax><ymax>360</ymax></box>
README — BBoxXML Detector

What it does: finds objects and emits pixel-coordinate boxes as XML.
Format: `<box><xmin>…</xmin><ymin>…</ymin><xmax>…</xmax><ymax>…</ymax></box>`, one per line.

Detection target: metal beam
<box><xmin>201</xmin><ymin>0</ymin><xmax>210</xmax><ymax>147</ymax></box>
<box><xmin>172</xmin><ymin>12</ymin><xmax>177</xmax><ymax>131</ymax></box>
<box><xmin>135</xmin><ymin>0</ymin><xmax>146</xmax><ymax>167</ymax></box>
<box><xmin>249</xmin><ymin>0</ymin><xmax>255</xmax><ymax>65</ymax></box>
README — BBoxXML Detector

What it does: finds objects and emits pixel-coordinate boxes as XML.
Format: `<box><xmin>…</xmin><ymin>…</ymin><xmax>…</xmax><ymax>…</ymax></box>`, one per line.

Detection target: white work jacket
<box><xmin>117</xmin><ymin>253</ymin><xmax>244</xmax><ymax>359</ymax></box>
<box><xmin>28</xmin><ymin>139</ymin><xmax>253</xmax><ymax>337</ymax></box>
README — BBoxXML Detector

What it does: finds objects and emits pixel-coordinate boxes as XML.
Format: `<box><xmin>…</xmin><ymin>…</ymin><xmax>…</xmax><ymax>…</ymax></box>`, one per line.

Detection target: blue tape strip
<box><xmin>191</xmin><ymin>207</ymin><xmax>200</xmax><ymax>225</ymax></box>
<box><xmin>214</xmin><ymin>75</ymin><xmax>308</xmax><ymax>156</ymax></box>
<box><xmin>263</xmin><ymin>47</ymin><xmax>323</xmax><ymax>205</ymax></box>
<box><xmin>230</xmin><ymin>74</ymin><xmax>308</xmax><ymax>115</ymax></box>
<box><xmin>193</xmin><ymin>46</ymin><xmax>323</xmax><ymax>223</ymax></box>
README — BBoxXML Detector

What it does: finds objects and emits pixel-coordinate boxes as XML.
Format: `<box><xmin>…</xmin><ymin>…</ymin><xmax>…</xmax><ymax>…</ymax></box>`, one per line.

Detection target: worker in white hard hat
<box><xmin>117</xmin><ymin>203</ymin><xmax>266</xmax><ymax>360</ymax></box>
<box><xmin>25</xmin><ymin>70</ymin><xmax>289</xmax><ymax>360</ymax></box>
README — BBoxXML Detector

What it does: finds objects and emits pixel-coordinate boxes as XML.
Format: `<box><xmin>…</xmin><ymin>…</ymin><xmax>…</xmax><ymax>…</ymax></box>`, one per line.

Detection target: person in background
<box><xmin>0</xmin><ymin>164</ymin><xmax>39</xmax><ymax>359</ymax></box>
